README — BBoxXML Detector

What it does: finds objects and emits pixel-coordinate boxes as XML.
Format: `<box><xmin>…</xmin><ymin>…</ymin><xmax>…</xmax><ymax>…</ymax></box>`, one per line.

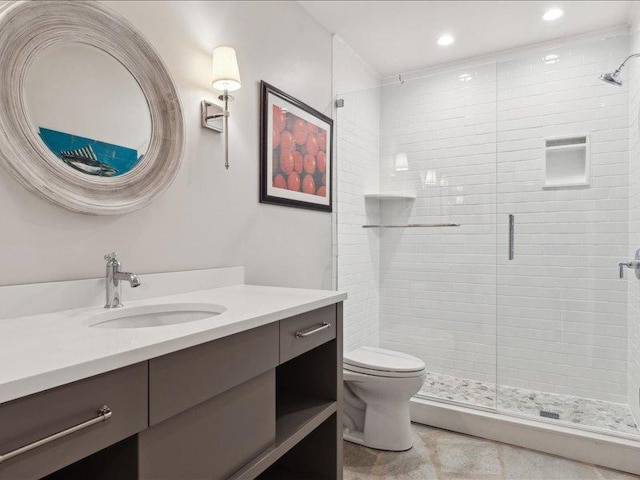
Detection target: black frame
<box><xmin>260</xmin><ymin>81</ymin><xmax>333</xmax><ymax>212</ymax></box>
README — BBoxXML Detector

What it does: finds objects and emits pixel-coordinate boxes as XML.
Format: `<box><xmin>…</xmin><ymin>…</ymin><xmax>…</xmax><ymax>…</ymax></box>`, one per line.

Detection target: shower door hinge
<box><xmin>335</xmin><ymin>98</ymin><xmax>344</xmax><ymax>108</ymax></box>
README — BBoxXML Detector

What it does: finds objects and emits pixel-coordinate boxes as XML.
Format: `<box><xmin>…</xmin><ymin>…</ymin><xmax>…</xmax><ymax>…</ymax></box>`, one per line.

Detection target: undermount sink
<box><xmin>87</xmin><ymin>303</ymin><xmax>227</xmax><ymax>329</ymax></box>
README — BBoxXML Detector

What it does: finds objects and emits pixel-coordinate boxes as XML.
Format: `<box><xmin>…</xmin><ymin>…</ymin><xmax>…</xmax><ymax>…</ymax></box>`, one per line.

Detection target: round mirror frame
<box><xmin>0</xmin><ymin>1</ymin><xmax>185</xmax><ymax>215</ymax></box>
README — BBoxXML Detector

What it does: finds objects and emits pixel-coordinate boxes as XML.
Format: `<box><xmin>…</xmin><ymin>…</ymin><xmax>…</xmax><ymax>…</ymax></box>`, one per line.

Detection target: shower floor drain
<box><xmin>540</xmin><ymin>410</ymin><xmax>560</xmax><ymax>420</ymax></box>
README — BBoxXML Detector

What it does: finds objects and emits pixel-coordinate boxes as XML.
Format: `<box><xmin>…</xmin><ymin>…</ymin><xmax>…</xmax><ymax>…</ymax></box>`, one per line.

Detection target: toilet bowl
<box><xmin>343</xmin><ymin>346</ymin><xmax>426</xmax><ymax>451</ymax></box>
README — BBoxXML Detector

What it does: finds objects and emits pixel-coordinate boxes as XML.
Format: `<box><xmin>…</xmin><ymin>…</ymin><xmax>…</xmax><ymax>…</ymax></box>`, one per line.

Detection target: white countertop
<box><xmin>0</xmin><ymin>284</ymin><xmax>347</xmax><ymax>404</ymax></box>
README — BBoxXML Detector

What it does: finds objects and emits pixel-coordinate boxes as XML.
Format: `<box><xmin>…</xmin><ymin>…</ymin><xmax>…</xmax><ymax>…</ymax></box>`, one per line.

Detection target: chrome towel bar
<box><xmin>0</xmin><ymin>405</ymin><xmax>112</xmax><ymax>464</ymax></box>
<box><xmin>362</xmin><ymin>223</ymin><xmax>460</xmax><ymax>228</ymax></box>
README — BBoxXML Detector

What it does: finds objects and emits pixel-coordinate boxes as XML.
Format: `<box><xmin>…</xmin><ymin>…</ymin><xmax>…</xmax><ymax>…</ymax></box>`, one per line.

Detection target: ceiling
<box><xmin>299</xmin><ymin>1</ymin><xmax>635</xmax><ymax>76</ymax></box>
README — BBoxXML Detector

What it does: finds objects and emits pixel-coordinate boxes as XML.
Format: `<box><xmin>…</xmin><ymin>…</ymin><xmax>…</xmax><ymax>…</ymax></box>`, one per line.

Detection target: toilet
<box><xmin>343</xmin><ymin>346</ymin><xmax>426</xmax><ymax>451</ymax></box>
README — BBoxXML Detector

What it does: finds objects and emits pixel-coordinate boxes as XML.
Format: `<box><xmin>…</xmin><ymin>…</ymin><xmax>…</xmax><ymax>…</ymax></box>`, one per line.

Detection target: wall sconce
<box><xmin>394</xmin><ymin>153</ymin><xmax>409</xmax><ymax>172</ymax></box>
<box><xmin>424</xmin><ymin>170</ymin><xmax>438</xmax><ymax>185</ymax></box>
<box><xmin>201</xmin><ymin>46</ymin><xmax>241</xmax><ymax>169</ymax></box>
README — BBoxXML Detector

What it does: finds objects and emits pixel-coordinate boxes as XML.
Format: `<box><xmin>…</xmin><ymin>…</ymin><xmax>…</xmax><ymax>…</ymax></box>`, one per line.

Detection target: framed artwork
<box><xmin>260</xmin><ymin>81</ymin><xmax>333</xmax><ymax>212</ymax></box>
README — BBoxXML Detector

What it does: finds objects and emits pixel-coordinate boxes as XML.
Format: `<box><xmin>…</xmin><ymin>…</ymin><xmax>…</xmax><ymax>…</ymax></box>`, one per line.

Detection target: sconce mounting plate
<box><xmin>201</xmin><ymin>100</ymin><xmax>224</xmax><ymax>133</ymax></box>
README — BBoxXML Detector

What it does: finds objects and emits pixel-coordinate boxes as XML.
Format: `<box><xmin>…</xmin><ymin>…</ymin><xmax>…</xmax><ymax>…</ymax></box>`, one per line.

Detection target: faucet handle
<box><xmin>104</xmin><ymin>252</ymin><xmax>119</xmax><ymax>263</ymax></box>
<box><xmin>620</xmin><ymin>261</ymin><xmax>631</xmax><ymax>279</ymax></box>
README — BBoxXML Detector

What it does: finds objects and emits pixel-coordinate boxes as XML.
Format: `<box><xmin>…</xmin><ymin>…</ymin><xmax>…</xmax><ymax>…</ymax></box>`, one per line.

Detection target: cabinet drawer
<box><xmin>280</xmin><ymin>305</ymin><xmax>337</xmax><ymax>364</ymax></box>
<box><xmin>149</xmin><ymin>322</ymin><xmax>279</xmax><ymax>425</ymax></box>
<box><xmin>0</xmin><ymin>363</ymin><xmax>148</xmax><ymax>480</ymax></box>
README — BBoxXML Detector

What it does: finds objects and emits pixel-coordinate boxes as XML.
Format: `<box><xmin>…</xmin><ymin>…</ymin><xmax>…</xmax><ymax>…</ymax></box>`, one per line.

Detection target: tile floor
<box><xmin>343</xmin><ymin>423</ymin><xmax>640</xmax><ymax>480</ymax></box>
<box><xmin>421</xmin><ymin>372</ymin><xmax>639</xmax><ymax>436</ymax></box>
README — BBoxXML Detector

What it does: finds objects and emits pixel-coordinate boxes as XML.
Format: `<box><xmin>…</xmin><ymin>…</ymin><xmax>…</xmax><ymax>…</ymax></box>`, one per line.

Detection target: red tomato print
<box><xmin>273</xmin><ymin>105</ymin><xmax>286</xmax><ymax>133</ymax></box>
<box><xmin>302</xmin><ymin>174</ymin><xmax>316</xmax><ymax>194</ymax></box>
<box><xmin>316</xmin><ymin>151</ymin><xmax>326</xmax><ymax>173</ymax></box>
<box><xmin>287</xmin><ymin>172</ymin><xmax>301</xmax><ymax>191</ymax></box>
<box><xmin>273</xmin><ymin>174</ymin><xmax>286</xmax><ymax>189</ymax></box>
<box><xmin>280</xmin><ymin>130</ymin><xmax>294</xmax><ymax>153</ymax></box>
<box><xmin>280</xmin><ymin>150</ymin><xmax>294</xmax><ymax>174</ymax></box>
<box><xmin>272</xmin><ymin>107</ymin><xmax>329</xmax><ymax>200</ymax></box>
<box><xmin>293</xmin><ymin>118</ymin><xmax>308</xmax><ymax>145</ymax></box>
<box><xmin>306</xmin><ymin>135</ymin><xmax>319</xmax><ymax>156</ymax></box>
<box><xmin>317</xmin><ymin>130</ymin><xmax>326</xmax><ymax>152</ymax></box>
<box><xmin>304</xmin><ymin>154</ymin><xmax>316</xmax><ymax>175</ymax></box>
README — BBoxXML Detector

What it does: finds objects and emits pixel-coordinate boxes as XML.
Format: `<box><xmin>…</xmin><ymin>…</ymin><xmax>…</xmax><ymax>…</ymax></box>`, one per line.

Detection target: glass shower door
<box><xmin>495</xmin><ymin>34</ymin><xmax>638</xmax><ymax>437</ymax></box>
<box><xmin>375</xmin><ymin>64</ymin><xmax>499</xmax><ymax>411</ymax></box>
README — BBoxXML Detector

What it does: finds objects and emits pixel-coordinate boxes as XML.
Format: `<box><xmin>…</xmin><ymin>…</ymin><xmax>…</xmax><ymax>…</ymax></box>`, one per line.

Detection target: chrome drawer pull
<box><xmin>295</xmin><ymin>322</ymin><xmax>331</xmax><ymax>338</ymax></box>
<box><xmin>0</xmin><ymin>405</ymin><xmax>112</xmax><ymax>464</ymax></box>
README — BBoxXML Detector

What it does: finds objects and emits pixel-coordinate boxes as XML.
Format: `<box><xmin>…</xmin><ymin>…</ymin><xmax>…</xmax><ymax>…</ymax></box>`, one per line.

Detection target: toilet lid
<box><xmin>344</xmin><ymin>347</ymin><xmax>425</xmax><ymax>375</ymax></box>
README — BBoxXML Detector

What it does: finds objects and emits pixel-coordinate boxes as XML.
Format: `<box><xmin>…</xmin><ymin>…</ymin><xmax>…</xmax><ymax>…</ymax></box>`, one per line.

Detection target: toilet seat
<box><xmin>344</xmin><ymin>347</ymin><xmax>425</xmax><ymax>378</ymax></box>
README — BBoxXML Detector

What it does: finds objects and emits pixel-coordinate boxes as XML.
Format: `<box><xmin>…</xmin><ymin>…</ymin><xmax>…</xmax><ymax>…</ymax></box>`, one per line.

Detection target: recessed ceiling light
<box><xmin>543</xmin><ymin>54</ymin><xmax>559</xmax><ymax>64</ymax></box>
<box><xmin>543</xmin><ymin>8</ymin><xmax>564</xmax><ymax>21</ymax></box>
<box><xmin>437</xmin><ymin>34</ymin><xmax>455</xmax><ymax>46</ymax></box>
<box><xmin>458</xmin><ymin>73</ymin><xmax>473</xmax><ymax>82</ymax></box>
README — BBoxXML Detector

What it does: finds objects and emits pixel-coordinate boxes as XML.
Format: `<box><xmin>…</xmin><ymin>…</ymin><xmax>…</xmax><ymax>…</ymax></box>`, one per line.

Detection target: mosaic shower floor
<box><xmin>420</xmin><ymin>371</ymin><xmax>639</xmax><ymax>436</ymax></box>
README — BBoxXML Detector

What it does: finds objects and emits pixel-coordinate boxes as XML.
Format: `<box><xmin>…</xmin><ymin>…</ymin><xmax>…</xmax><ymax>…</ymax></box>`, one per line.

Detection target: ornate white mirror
<box><xmin>0</xmin><ymin>1</ymin><xmax>184</xmax><ymax>215</ymax></box>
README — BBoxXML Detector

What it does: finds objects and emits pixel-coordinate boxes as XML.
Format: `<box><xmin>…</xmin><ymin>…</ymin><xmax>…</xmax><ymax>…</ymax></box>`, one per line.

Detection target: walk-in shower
<box><xmin>335</xmin><ymin>30</ymin><xmax>640</xmax><ymax>463</ymax></box>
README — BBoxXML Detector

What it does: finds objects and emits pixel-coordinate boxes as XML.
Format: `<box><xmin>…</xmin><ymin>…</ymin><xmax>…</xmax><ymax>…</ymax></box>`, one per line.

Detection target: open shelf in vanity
<box><xmin>232</xmin><ymin>315</ymin><xmax>343</xmax><ymax>480</ymax></box>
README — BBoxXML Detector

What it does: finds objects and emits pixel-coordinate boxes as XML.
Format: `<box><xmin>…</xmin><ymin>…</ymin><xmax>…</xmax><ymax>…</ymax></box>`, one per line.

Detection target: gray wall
<box><xmin>0</xmin><ymin>1</ymin><xmax>333</xmax><ymax>289</ymax></box>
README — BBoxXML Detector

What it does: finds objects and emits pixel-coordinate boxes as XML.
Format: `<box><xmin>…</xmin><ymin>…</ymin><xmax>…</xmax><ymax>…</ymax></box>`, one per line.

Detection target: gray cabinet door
<box><xmin>149</xmin><ymin>323</ymin><xmax>279</xmax><ymax>425</ymax></box>
<box><xmin>138</xmin><ymin>370</ymin><xmax>276</xmax><ymax>480</ymax></box>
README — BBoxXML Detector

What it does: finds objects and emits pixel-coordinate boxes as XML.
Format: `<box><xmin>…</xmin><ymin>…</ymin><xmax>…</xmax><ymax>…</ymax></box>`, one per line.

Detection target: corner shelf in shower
<box><xmin>364</xmin><ymin>192</ymin><xmax>416</xmax><ymax>200</ymax></box>
<box><xmin>362</xmin><ymin>223</ymin><xmax>460</xmax><ymax>228</ymax></box>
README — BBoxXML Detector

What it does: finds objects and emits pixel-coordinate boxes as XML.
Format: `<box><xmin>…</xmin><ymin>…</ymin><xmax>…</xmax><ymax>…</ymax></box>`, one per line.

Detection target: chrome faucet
<box><xmin>104</xmin><ymin>253</ymin><xmax>141</xmax><ymax>308</ymax></box>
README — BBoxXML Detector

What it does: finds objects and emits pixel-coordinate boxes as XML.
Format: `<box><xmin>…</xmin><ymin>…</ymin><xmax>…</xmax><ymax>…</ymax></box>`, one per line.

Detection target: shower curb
<box><xmin>410</xmin><ymin>397</ymin><xmax>640</xmax><ymax>475</ymax></box>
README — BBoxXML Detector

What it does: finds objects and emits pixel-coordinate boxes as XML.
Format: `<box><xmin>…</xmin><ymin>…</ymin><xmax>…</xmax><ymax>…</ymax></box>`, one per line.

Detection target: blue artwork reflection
<box><xmin>39</xmin><ymin>127</ymin><xmax>141</xmax><ymax>177</ymax></box>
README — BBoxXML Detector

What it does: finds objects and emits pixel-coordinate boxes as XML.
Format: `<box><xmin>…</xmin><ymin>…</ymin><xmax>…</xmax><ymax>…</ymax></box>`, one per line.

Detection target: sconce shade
<box><xmin>425</xmin><ymin>170</ymin><xmax>438</xmax><ymax>185</ymax></box>
<box><xmin>211</xmin><ymin>46</ymin><xmax>241</xmax><ymax>92</ymax></box>
<box><xmin>394</xmin><ymin>153</ymin><xmax>409</xmax><ymax>171</ymax></box>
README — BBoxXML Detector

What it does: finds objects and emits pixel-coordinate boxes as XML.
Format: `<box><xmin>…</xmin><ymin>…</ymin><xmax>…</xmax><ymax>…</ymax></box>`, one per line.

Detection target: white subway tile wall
<box><xmin>377</xmin><ymin>35</ymin><xmax>630</xmax><ymax>404</ymax></box>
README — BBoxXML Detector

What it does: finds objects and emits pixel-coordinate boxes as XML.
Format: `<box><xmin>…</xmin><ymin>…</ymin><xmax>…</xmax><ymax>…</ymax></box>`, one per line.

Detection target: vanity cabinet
<box><xmin>1</xmin><ymin>302</ymin><xmax>343</xmax><ymax>480</ymax></box>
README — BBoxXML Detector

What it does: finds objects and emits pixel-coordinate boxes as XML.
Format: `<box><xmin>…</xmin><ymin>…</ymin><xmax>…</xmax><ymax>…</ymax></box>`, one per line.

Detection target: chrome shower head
<box><xmin>600</xmin><ymin>70</ymin><xmax>623</xmax><ymax>86</ymax></box>
<box><xmin>600</xmin><ymin>52</ymin><xmax>640</xmax><ymax>86</ymax></box>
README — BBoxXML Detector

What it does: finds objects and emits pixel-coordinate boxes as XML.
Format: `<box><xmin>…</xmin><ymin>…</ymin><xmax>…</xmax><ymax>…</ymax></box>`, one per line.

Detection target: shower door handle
<box><xmin>508</xmin><ymin>214</ymin><xmax>514</xmax><ymax>260</ymax></box>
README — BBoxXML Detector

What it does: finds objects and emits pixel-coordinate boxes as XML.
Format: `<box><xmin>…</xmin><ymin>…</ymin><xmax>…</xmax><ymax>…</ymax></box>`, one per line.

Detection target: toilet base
<box><xmin>343</xmin><ymin>428</ymin><xmax>414</xmax><ymax>452</ymax></box>
<box><xmin>344</xmin><ymin>372</ymin><xmax>424</xmax><ymax>451</ymax></box>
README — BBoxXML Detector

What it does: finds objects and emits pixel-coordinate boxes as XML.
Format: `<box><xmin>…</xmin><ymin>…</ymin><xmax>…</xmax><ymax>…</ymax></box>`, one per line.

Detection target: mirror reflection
<box><xmin>24</xmin><ymin>43</ymin><xmax>151</xmax><ymax>177</ymax></box>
